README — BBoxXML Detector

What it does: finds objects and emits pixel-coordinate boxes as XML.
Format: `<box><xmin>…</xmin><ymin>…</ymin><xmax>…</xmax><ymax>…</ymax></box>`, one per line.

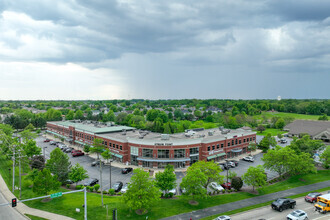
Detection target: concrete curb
<box><xmin>0</xmin><ymin>173</ymin><xmax>75</xmax><ymax>220</ymax></box>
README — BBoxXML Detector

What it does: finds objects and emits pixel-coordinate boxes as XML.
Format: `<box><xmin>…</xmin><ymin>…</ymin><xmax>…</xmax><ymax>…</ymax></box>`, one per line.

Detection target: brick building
<box><xmin>47</xmin><ymin>120</ymin><xmax>256</xmax><ymax>169</ymax></box>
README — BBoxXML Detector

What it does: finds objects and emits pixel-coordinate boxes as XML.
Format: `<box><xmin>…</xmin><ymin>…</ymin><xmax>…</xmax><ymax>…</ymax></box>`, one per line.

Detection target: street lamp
<box><xmin>225</xmin><ymin>159</ymin><xmax>230</xmax><ymax>187</ymax></box>
<box><xmin>43</xmin><ymin>146</ymin><xmax>47</xmax><ymax>158</ymax></box>
<box><xmin>109</xmin><ymin>159</ymin><xmax>113</xmax><ymax>189</ymax></box>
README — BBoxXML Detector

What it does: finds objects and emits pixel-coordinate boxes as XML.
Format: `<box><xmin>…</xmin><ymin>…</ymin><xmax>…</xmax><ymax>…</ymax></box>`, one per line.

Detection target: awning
<box><xmin>207</xmin><ymin>153</ymin><xmax>226</xmax><ymax>160</ymax></box>
<box><xmin>137</xmin><ymin>157</ymin><xmax>190</xmax><ymax>162</ymax></box>
<box><xmin>112</xmin><ymin>153</ymin><xmax>123</xmax><ymax>159</ymax></box>
<box><xmin>75</xmin><ymin>140</ymin><xmax>86</xmax><ymax>145</ymax></box>
<box><xmin>231</xmin><ymin>148</ymin><xmax>243</xmax><ymax>153</ymax></box>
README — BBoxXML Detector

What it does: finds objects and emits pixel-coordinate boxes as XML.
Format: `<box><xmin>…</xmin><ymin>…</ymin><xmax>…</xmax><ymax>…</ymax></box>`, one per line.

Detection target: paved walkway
<box><xmin>0</xmin><ymin>174</ymin><xmax>75</xmax><ymax>220</ymax></box>
<box><xmin>161</xmin><ymin>180</ymin><xmax>330</xmax><ymax>220</ymax></box>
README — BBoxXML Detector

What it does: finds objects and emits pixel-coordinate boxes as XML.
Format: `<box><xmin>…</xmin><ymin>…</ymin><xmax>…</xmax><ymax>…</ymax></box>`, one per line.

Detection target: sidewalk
<box><xmin>0</xmin><ymin>174</ymin><xmax>75</xmax><ymax>220</ymax></box>
<box><xmin>161</xmin><ymin>180</ymin><xmax>330</xmax><ymax>220</ymax></box>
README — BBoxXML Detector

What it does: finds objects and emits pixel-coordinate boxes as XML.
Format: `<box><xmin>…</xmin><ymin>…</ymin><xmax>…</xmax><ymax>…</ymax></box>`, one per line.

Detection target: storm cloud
<box><xmin>0</xmin><ymin>0</ymin><xmax>329</xmax><ymax>99</ymax></box>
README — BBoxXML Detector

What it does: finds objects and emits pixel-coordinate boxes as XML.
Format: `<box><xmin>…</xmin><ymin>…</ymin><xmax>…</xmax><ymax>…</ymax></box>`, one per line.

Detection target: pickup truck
<box><xmin>271</xmin><ymin>198</ymin><xmax>296</xmax><ymax>212</ymax></box>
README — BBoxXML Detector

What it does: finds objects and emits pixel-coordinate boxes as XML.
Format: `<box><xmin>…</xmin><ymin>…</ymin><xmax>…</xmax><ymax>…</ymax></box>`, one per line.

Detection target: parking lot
<box><xmin>36</xmin><ymin>134</ymin><xmax>293</xmax><ymax>193</ymax></box>
<box><xmin>36</xmin><ymin>136</ymin><xmax>133</xmax><ymax>191</ymax></box>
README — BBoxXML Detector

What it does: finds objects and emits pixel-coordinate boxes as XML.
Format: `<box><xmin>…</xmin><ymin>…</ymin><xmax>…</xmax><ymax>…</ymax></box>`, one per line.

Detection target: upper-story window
<box><xmin>174</xmin><ymin>149</ymin><xmax>185</xmax><ymax>158</ymax></box>
<box><xmin>232</xmin><ymin>140</ymin><xmax>234</xmax><ymax>145</ymax></box>
<box><xmin>212</xmin><ymin>145</ymin><xmax>215</xmax><ymax>150</ymax></box>
<box><xmin>235</xmin><ymin>139</ymin><xmax>238</xmax><ymax>145</ymax></box>
<box><xmin>120</xmin><ymin>145</ymin><xmax>122</xmax><ymax>150</ymax></box>
<box><xmin>142</xmin><ymin>149</ymin><xmax>153</xmax><ymax>158</ymax></box>
<box><xmin>207</xmin><ymin>146</ymin><xmax>211</xmax><ymax>151</ymax></box>
<box><xmin>239</xmin><ymin>140</ymin><xmax>241</xmax><ymax>144</ymax></box>
<box><xmin>217</xmin><ymin>144</ymin><xmax>219</xmax><ymax>149</ymax></box>
<box><xmin>190</xmin><ymin>148</ymin><xmax>199</xmax><ymax>155</ymax></box>
<box><xmin>221</xmin><ymin>144</ymin><xmax>224</xmax><ymax>148</ymax></box>
<box><xmin>228</xmin><ymin>142</ymin><xmax>230</xmax><ymax>147</ymax></box>
<box><xmin>158</xmin><ymin>149</ymin><xmax>169</xmax><ymax>158</ymax></box>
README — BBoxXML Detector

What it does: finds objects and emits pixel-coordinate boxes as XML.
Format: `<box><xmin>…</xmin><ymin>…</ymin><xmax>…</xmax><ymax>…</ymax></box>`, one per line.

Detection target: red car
<box><xmin>221</xmin><ymin>182</ymin><xmax>231</xmax><ymax>190</ymax></box>
<box><xmin>44</xmin><ymin>139</ymin><xmax>51</xmax><ymax>142</ymax></box>
<box><xmin>305</xmin><ymin>192</ymin><xmax>322</xmax><ymax>203</ymax></box>
<box><xmin>71</xmin><ymin>150</ymin><xmax>85</xmax><ymax>157</ymax></box>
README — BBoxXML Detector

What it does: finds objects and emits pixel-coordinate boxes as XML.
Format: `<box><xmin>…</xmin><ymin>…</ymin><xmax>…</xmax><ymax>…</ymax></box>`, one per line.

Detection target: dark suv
<box><xmin>112</xmin><ymin>181</ymin><xmax>123</xmax><ymax>192</ymax></box>
<box><xmin>83</xmin><ymin>178</ymin><xmax>99</xmax><ymax>186</ymax></box>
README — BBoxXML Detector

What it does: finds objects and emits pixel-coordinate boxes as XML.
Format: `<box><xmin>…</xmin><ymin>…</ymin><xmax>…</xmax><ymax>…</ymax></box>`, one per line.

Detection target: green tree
<box><xmin>228</xmin><ymin>170</ymin><xmax>237</xmax><ymax>180</ymax></box>
<box><xmin>84</xmin><ymin>144</ymin><xmax>90</xmax><ymax>154</ymax></box>
<box><xmin>66</xmin><ymin>110</ymin><xmax>74</xmax><ymax>120</ymax></box>
<box><xmin>46</xmin><ymin>148</ymin><xmax>71</xmax><ymax>183</ymax></box>
<box><xmin>289</xmin><ymin>135</ymin><xmax>325</xmax><ymax>157</ymax></box>
<box><xmin>320</xmin><ymin>146</ymin><xmax>330</xmax><ymax>169</ymax></box>
<box><xmin>180</xmin><ymin>168</ymin><xmax>207</xmax><ymax>200</ymax></box>
<box><xmin>69</xmin><ymin>163</ymin><xmax>89</xmax><ymax>186</ymax></box>
<box><xmin>275</xmin><ymin>118</ymin><xmax>285</xmax><ymax>130</ymax></box>
<box><xmin>22</xmin><ymin>139</ymin><xmax>41</xmax><ymax>158</ymax></box>
<box><xmin>256</xmin><ymin>125</ymin><xmax>265</xmax><ymax>133</ymax></box>
<box><xmin>155</xmin><ymin>164</ymin><xmax>176</xmax><ymax>195</ymax></box>
<box><xmin>277</xmin><ymin>133</ymin><xmax>283</xmax><ymax>139</ymax></box>
<box><xmin>194</xmin><ymin>110</ymin><xmax>202</xmax><ymax>119</ymax></box>
<box><xmin>231</xmin><ymin>176</ymin><xmax>243</xmax><ymax>191</ymax></box>
<box><xmin>258</xmin><ymin>133</ymin><xmax>276</xmax><ymax>152</ymax></box>
<box><xmin>101</xmin><ymin>149</ymin><xmax>112</xmax><ymax>163</ymax></box>
<box><xmin>33</xmin><ymin>168</ymin><xmax>61</xmax><ymax>196</ymax></box>
<box><xmin>19</xmin><ymin>129</ymin><xmax>37</xmax><ymax>142</ymax></box>
<box><xmin>189</xmin><ymin>161</ymin><xmax>224</xmax><ymax>190</ymax></box>
<box><xmin>242</xmin><ymin>165</ymin><xmax>267</xmax><ymax>191</ymax></box>
<box><xmin>24</xmin><ymin>123</ymin><xmax>35</xmax><ymax>131</ymax></box>
<box><xmin>123</xmin><ymin>169</ymin><xmax>160</xmax><ymax>214</ymax></box>
<box><xmin>74</xmin><ymin>110</ymin><xmax>84</xmax><ymax>120</ymax></box>
<box><xmin>90</xmin><ymin>138</ymin><xmax>105</xmax><ymax>159</ymax></box>
<box><xmin>30</xmin><ymin>155</ymin><xmax>45</xmax><ymax>170</ymax></box>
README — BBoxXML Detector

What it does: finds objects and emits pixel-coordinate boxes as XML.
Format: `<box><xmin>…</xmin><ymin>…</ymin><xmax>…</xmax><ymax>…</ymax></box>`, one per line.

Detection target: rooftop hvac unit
<box><xmin>139</xmin><ymin>135</ymin><xmax>144</xmax><ymax>139</ymax></box>
<box><xmin>219</xmin><ymin>126</ymin><xmax>224</xmax><ymax>131</ymax></box>
<box><xmin>208</xmin><ymin>132</ymin><xmax>213</xmax><ymax>136</ymax></box>
<box><xmin>161</xmin><ymin>134</ymin><xmax>170</xmax><ymax>140</ymax></box>
<box><xmin>122</xmin><ymin>132</ymin><xmax>126</xmax><ymax>135</ymax></box>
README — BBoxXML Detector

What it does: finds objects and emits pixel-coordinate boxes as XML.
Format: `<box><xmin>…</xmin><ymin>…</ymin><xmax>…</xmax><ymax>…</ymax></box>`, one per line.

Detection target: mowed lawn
<box><xmin>258</xmin><ymin>112</ymin><xmax>322</xmax><ymax>120</ymax></box>
<box><xmin>254</xmin><ymin>128</ymin><xmax>286</xmax><ymax>136</ymax></box>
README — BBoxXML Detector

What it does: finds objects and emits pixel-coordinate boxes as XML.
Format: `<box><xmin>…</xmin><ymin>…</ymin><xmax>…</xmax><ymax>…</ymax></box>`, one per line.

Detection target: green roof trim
<box><xmin>52</xmin><ymin>121</ymin><xmax>134</xmax><ymax>134</ymax></box>
<box><xmin>207</xmin><ymin>152</ymin><xmax>226</xmax><ymax>160</ymax></box>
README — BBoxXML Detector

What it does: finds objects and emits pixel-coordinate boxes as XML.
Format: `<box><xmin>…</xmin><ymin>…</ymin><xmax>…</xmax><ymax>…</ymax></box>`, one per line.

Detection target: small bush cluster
<box><xmin>94</xmin><ymin>184</ymin><xmax>100</xmax><ymax>192</ymax></box>
<box><xmin>66</xmin><ymin>184</ymin><xmax>71</xmax><ymax>189</ymax></box>
<box><xmin>108</xmin><ymin>188</ymin><xmax>115</xmax><ymax>195</ymax></box>
<box><xmin>75</xmin><ymin>185</ymin><xmax>83</xmax><ymax>190</ymax></box>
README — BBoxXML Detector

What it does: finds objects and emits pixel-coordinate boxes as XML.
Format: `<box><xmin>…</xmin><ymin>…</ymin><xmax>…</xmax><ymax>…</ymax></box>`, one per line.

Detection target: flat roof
<box><xmin>48</xmin><ymin>121</ymin><xmax>134</xmax><ymax>134</ymax></box>
<box><xmin>48</xmin><ymin>121</ymin><xmax>256</xmax><ymax>146</ymax></box>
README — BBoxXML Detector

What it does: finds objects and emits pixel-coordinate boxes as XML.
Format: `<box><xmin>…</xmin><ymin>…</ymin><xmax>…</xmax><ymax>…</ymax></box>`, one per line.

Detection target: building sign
<box><xmin>209</xmin><ymin>149</ymin><xmax>224</xmax><ymax>155</ymax></box>
<box><xmin>154</xmin><ymin>143</ymin><xmax>173</xmax><ymax>146</ymax></box>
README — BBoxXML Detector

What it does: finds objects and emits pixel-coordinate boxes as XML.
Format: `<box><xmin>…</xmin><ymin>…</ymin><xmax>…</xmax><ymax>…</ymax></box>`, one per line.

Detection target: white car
<box><xmin>214</xmin><ymin>215</ymin><xmax>231</xmax><ymax>220</ymax></box>
<box><xmin>210</xmin><ymin>182</ymin><xmax>224</xmax><ymax>191</ymax></box>
<box><xmin>169</xmin><ymin>188</ymin><xmax>177</xmax><ymax>195</ymax></box>
<box><xmin>287</xmin><ymin>210</ymin><xmax>308</xmax><ymax>220</ymax></box>
<box><xmin>120</xmin><ymin>183</ymin><xmax>128</xmax><ymax>193</ymax></box>
<box><xmin>242</xmin><ymin>156</ymin><xmax>254</xmax><ymax>162</ymax></box>
<box><xmin>226</xmin><ymin>161</ymin><xmax>235</xmax><ymax>168</ymax></box>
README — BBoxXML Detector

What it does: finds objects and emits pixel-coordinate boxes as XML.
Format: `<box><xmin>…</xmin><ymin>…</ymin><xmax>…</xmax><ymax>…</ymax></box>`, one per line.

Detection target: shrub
<box><xmin>75</xmin><ymin>185</ymin><xmax>82</xmax><ymax>190</ymax></box>
<box><xmin>66</xmin><ymin>184</ymin><xmax>71</xmax><ymax>189</ymax></box>
<box><xmin>208</xmin><ymin>192</ymin><xmax>212</xmax><ymax>196</ymax></box>
<box><xmin>108</xmin><ymin>188</ymin><xmax>115</xmax><ymax>195</ymax></box>
<box><xmin>222</xmin><ymin>189</ymin><xmax>225</xmax><ymax>194</ymax></box>
<box><xmin>168</xmin><ymin>192</ymin><xmax>174</xmax><ymax>198</ymax></box>
<box><xmin>231</xmin><ymin>176</ymin><xmax>243</xmax><ymax>191</ymax></box>
<box><xmin>94</xmin><ymin>184</ymin><xmax>100</xmax><ymax>192</ymax></box>
<box><xmin>164</xmin><ymin>193</ymin><xmax>169</xmax><ymax>198</ymax></box>
<box><xmin>103</xmin><ymin>190</ymin><xmax>108</xmax><ymax>194</ymax></box>
<box><xmin>117</xmin><ymin>192</ymin><xmax>122</xmax><ymax>196</ymax></box>
<box><xmin>97</xmin><ymin>190</ymin><xmax>101</xmax><ymax>193</ymax></box>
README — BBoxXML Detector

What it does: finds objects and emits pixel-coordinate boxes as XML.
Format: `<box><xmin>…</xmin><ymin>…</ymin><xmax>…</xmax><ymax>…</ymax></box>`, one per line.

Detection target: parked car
<box><xmin>169</xmin><ymin>188</ymin><xmax>176</xmax><ymax>195</ymax></box>
<box><xmin>44</xmin><ymin>139</ymin><xmax>51</xmax><ymax>142</ymax></box>
<box><xmin>72</xmin><ymin>151</ymin><xmax>84</xmax><ymax>157</ymax></box>
<box><xmin>65</xmin><ymin>179</ymin><xmax>74</xmax><ymax>184</ymax></box>
<box><xmin>271</xmin><ymin>198</ymin><xmax>296</xmax><ymax>212</ymax></box>
<box><xmin>121</xmin><ymin>167</ymin><xmax>133</xmax><ymax>174</ymax></box>
<box><xmin>213</xmin><ymin>215</ymin><xmax>231</xmax><ymax>220</ymax></box>
<box><xmin>219</xmin><ymin>163</ymin><xmax>229</xmax><ymax>170</ymax></box>
<box><xmin>305</xmin><ymin>192</ymin><xmax>322</xmax><ymax>203</ymax></box>
<box><xmin>226</xmin><ymin>161</ymin><xmax>236</xmax><ymax>168</ymax></box>
<box><xmin>221</xmin><ymin>182</ymin><xmax>231</xmax><ymax>190</ymax></box>
<box><xmin>180</xmin><ymin>187</ymin><xmax>186</xmax><ymax>194</ymax></box>
<box><xmin>91</xmin><ymin>160</ymin><xmax>105</xmax><ymax>167</ymax></box>
<box><xmin>242</xmin><ymin>156</ymin><xmax>254</xmax><ymax>162</ymax></box>
<box><xmin>210</xmin><ymin>182</ymin><xmax>224</xmax><ymax>191</ymax></box>
<box><xmin>280</xmin><ymin>139</ymin><xmax>287</xmax><ymax>144</ymax></box>
<box><xmin>286</xmin><ymin>210</ymin><xmax>308</xmax><ymax>220</ymax></box>
<box><xmin>83</xmin><ymin>178</ymin><xmax>99</xmax><ymax>186</ymax></box>
<box><xmin>112</xmin><ymin>181</ymin><xmax>123</xmax><ymax>192</ymax></box>
<box><xmin>64</xmin><ymin>147</ymin><xmax>73</xmax><ymax>153</ymax></box>
<box><xmin>49</xmin><ymin>141</ymin><xmax>56</xmax><ymax>145</ymax></box>
<box><xmin>229</xmin><ymin>160</ymin><xmax>239</xmax><ymax>166</ymax></box>
<box><xmin>120</xmin><ymin>183</ymin><xmax>128</xmax><ymax>193</ymax></box>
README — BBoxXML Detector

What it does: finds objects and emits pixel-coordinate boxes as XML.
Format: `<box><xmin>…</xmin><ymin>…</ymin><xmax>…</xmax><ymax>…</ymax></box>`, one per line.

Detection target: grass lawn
<box><xmin>25</xmin><ymin>214</ymin><xmax>48</xmax><ymax>220</ymax></box>
<box><xmin>1</xmin><ymin>154</ymin><xmax>329</xmax><ymax>220</ymax></box>
<box><xmin>254</xmin><ymin>128</ymin><xmax>286</xmax><ymax>137</ymax></box>
<box><xmin>257</xmin><ymin>112</ymin><xmax>322</xmax><ymax>121</ymax></box>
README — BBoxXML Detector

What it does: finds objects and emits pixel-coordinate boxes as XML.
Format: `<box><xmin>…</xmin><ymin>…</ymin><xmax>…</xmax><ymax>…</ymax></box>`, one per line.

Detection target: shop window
<box><xmin>158</xmin><ymin>149</ymin><xmax>169</xmax><ymax>158</ymax></box>
<box><xmin>212</xmin><ymin>145</ymin><xmax>215</xmax><ymax>150</ymax></box>
<box><xmin>221</xmin><ymin>144</ymin><xmax>224</xmax><ymax>148</ymax></box>
<box><xmin>142</xmin><ymin>149</ymin><xmax>153</xmax><ymax>158</ymax></box>
<box><xmin>174</xmin><ymin>149</ymin><xmax>185</xmax><ymax>158</ymax></box>
<box><xmin>207</xmin><ymin>146</ymin><xmax>211</xmax><ymax>151</ymax></box>
<box><xmin>217</xmin><ymin>144</ymin><xmax>220</xmax><ymax>149</ymax></box>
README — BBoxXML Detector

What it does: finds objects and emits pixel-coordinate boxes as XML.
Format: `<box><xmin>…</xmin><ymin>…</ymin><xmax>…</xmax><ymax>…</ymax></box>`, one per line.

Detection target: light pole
<box><xmin>43</xmin><ymin>146</ymin><xmax>47</xmax><ymax>158</ymax></box>
<box><xmin>109</xmin><ymin>159</ymin><xmax>113</xmax><ymax>189</ymax></box>
<box><xmin>225</xmin><ymin>159</ymin><xmax>229</xmax><ymax>186</ymax></box>
<box><xmin>100</xmin><ymin>157</ymin><xmax>104</xmax><ymax>207</ymax></box>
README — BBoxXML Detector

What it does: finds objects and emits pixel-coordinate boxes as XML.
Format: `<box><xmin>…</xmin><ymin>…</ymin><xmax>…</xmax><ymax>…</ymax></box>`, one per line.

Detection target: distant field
<box><xmin>256</xmin><ymin>112</ymin><xmax>322</xmax><ymax>120</ymax></box>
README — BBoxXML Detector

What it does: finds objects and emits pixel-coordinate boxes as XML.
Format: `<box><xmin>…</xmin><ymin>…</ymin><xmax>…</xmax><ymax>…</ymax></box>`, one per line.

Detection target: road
<box><xmin>0</xmin><ymin>191</ymin><xmax>26</xmax><ymax>220</ymax></box>
<box><xmin>36</xmin><ymin>135</ymin><xmax>133</xmax><ymax>191</ymax></box>
<box><xmin>230</xmin><ymin>191</ymin><xmax>330</xmax><ymax>220</ymax></box>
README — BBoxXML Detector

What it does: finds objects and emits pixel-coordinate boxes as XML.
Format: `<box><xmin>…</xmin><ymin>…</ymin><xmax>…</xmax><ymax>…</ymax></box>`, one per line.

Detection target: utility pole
<box><xmin>100</xmin><ymin>158</ymin><xmax>103</xmax><ymax>206</ymax></box>
<box><xmin>109</xmin><ymin>159</ymin><xmax>112</xmax><ymax>189</ymax></box>
<box><xmin>12</xmin><ymin>145</ymin><xmax>15</xmax><ymax>193</ymax></box>
<box><xmin>19</xmin><ymin>150</ymin><xmax>21</xmax><ymax>199</ymax></box>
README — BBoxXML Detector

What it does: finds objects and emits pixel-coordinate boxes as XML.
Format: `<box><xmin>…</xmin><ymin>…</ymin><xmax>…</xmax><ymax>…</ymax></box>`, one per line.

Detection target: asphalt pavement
<box><xmin>0</xmin><ymin>191</ymin><xmax>27</xmax><ymax>220</ymax></box>
<box><xmin>231</xmin><ymin>190</ymin><xmax>330</xmax><ymax>220</ymax></box>
<box><xmin>161</xmin><ymin>180</ymin><xmax>330</xmax><ymax>220</ymax></box>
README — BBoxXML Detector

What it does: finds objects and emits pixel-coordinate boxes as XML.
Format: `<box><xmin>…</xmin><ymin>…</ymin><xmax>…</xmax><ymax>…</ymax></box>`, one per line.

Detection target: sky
<box><xmin>0</xmin><ymin>0</ymin><xmax>329</xmax><ymax>100</ymax></box>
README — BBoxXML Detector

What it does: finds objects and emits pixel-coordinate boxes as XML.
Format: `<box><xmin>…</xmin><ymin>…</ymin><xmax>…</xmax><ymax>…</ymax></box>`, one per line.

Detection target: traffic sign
<box><xmin>50</xmin><ymin>192</ymin><xmax>62</xmax><ymax>198</ymax></box>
